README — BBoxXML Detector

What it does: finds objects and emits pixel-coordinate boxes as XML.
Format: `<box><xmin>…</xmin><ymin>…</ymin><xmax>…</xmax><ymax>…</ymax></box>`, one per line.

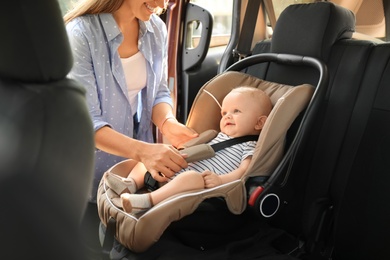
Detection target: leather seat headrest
<box><xmin>0</xmin><ymin>0</ymin><xmax>73</xmax><ymax>82</ymax></box>
<box><xmin>271</xmin><ymin>2</ymin><xmax>355</xmax><ymax>62</ymax></box>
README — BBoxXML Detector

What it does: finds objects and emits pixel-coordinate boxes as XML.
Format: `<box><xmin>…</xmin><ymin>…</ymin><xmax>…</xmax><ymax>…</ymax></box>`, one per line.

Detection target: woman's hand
<box><xmin>201</xmin><ymin>170</ymin><xmax>222</xmax><ymax>188</ymax></box>
<box><xmin>137</xmin><ymin>141</ymin><xmax>187</xmax><ymax>182</ymax></box>
<box><xmin>162</xmin><ymin>119</ymin><xmax>198</xmax><ymax>148</ymax></box>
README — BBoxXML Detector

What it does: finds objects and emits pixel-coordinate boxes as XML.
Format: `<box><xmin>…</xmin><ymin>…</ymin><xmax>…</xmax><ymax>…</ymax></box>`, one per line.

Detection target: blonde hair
<box><xmin>231</xmin><ymin>86</ymin><xmax>273</xmax><ymax>116</ymax></box>
<box><xmin>64</xmin><ymin>0</ymin><xmax>122</xmax><ymax>24</ymax></box>
<box><xmin>64</xmin><ymin>0</ymin><xmax>167</xmax><ymax>24</ymax></box>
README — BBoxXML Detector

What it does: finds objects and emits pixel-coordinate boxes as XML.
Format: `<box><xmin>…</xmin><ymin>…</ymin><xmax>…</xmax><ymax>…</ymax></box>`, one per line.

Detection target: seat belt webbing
<box><xmin>211</xmin><ymin>135</ymin><xmax>259</xmax><ymax>152</ymax></box>
<box><xmin>233</xmin><ymin>0</ymin><xmax>262</xmax><ymax>61</ymax></box>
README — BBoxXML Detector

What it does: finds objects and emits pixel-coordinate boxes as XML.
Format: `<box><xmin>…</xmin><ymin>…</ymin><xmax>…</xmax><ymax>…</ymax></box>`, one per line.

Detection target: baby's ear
<box><xmin>255</xmin><ymin>115</ymin><xmax>267</xmax><ymax>130</ymax></box>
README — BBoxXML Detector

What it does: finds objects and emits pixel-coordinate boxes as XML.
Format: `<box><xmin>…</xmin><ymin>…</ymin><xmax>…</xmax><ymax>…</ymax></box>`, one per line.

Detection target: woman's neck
<box><xmin>114</xmin><ymin>6</ymin><xmax>139</xmax><ymax>58</ymax></box>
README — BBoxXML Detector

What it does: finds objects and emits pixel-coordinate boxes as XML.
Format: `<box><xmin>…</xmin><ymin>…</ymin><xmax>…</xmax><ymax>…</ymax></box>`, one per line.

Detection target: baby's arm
<box><xmin>201</xmin><ymin>157</ymin><xmax>252</xmax><ymax>188</ymax></box>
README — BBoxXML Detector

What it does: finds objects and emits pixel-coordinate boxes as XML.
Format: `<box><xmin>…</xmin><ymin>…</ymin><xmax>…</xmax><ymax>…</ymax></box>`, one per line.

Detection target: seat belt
<box><xmin>211</xmin><ymin>134</ymin><xmax>258</xmax><ymax>151</ymax></box>
<box><xmin>182</xmin><ymin>134</ymin><xmax>259</xmax><ymax>163</ymax></box>
<box><xmin>101</xmin><ymin>217</ymin><xmax>116</xmax><ymax>255</ymax></box>
<box><xmin>382</xmin><ymin>0</ymin><xmax>390</xmax><ymax>41</ymax></box>
<box><xmin>233</xmin><ymin>0</ymin><xmax>262</xmax><ymax>62</ymax></box>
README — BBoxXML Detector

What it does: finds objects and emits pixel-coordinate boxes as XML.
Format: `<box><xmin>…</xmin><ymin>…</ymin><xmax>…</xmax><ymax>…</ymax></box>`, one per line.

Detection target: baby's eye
<box><xmin>221</xmin><ymin>111</ymin><xmax>227</xmax><ymax>116</ymax></box>
<box><xmin>233</xmin><ymin>109</ymin><xmax>241</xmax><ymax>113</ymax></box>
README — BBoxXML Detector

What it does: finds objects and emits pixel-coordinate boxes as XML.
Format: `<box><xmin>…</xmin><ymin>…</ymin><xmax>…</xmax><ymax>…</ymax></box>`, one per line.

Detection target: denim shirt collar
<box><xmin>98</xmin><ymin>13</ymin><xmax>155</xmax><ymax>42</ymax></box>
<box><xmin>99</xmin><ymin>13</ymin><xmax>121</xmax><ymax>42</ymax></box>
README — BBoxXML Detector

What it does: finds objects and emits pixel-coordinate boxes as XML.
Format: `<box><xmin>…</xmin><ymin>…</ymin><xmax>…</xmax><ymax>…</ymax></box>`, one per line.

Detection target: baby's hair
<box><xmin>202</xmin><ymin>86</ymin><xmax>273</xmax><ymax>114</ymax></box>
<box><xmin>231</xmin><ymin>86</ymin><xmax>272</xmax><ymax>116</ymax></box>
<box><xmin>231</xmin><ymin>86</ymin><xmax>261</xmax><ymax>94</ymax></box>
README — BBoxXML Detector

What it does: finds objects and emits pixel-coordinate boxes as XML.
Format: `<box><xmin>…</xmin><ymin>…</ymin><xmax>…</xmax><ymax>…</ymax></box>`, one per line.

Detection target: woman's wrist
<box><xmin>160</xmin><ymin>116</ymin><xmax>177</xmax><ymax>135</ymax></box>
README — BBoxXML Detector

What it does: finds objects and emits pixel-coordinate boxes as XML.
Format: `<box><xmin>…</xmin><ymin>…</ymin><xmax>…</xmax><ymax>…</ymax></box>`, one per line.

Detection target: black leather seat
<box><xmin>248</xmin><ymin>3</ymin><xmax>390</xmax><ymax>259</ymax></box>
<box><xmin>0</xmin><ymin>0</ymin><xmax>94</xmax><ymax>259</ymax></box>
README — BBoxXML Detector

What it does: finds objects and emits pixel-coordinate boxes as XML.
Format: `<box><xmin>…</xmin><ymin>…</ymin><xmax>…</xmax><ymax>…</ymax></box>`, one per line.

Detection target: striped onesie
<box><xmin>175</xmin><ymin>132</ymin><xmax>257</xmax><ymax>177</ymax></box>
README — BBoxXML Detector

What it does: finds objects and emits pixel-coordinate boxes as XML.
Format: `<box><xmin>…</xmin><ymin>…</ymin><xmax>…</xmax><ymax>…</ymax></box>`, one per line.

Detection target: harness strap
<box><xmin>211</xmin><ymin>135</ymin><xmax>259</xmax><ymax>152</ymax></box>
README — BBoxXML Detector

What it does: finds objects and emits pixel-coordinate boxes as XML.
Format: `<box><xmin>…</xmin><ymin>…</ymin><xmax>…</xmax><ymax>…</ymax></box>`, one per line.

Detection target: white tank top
<box><xmin>121</xmin><ymin>51</ymin><xmax>147</xmax><ymax>116</ymax></box>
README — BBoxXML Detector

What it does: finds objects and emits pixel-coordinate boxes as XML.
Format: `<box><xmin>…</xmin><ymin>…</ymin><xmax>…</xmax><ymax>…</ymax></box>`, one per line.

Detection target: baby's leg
<box><xmin>127</xmin><ymin>162</ymin><xmax>147</xmax><ymax>190</ymax></box>
<box><xmin>150</xmin><ymin>171</ymin><xmax>204</xmax><ymax>205</ymax></box>
<box><xmin>105</xmin><ymin>162</ymin><xmax>147</xmax><ymax>195</ymax></box>
<box><xmin>121</xmin><ymin>193</ymin><xmax>152</xmax><ymax>214</ymax></box>
<box><xmin>120</xmin><ymin>171</ymin><xmax>204</xmax><ymax>213</ymax></box>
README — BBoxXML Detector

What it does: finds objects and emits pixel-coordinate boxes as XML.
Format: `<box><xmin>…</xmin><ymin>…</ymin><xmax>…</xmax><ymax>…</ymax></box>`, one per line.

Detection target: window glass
<box><xmin>190</xmin><ymin>0</ymin><xmax>233</xmax><ymax>47</ymax></box>
<box><xmin>57</xmin><ymin>0</ymin><xmax>73</xmax><ymax>16</ymax></box>
<box><xmin>271</xmin><ymin>0</ymin><xmax>386</xmax><ymax>41</ymax></box>
<box><xmin>190</xmin><ymin>0</ymin><xmax>233</xmax><ymax>36</ymax></box>
<box><xmin>272</xmin><ymin>0</ymin><xmax>315</xmax><ymax>19</ymax></box>
<box><xmin>59</xmin><ymin>0</ymin><xmax>236</xmax><ymax>47</ymax></box>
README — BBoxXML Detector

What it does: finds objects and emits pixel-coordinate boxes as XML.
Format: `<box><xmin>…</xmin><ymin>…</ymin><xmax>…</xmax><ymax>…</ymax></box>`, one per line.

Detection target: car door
<box><xmin>164</xmin><ymin>0</ymin><xmax>236</xmax><ymax>123</ymax></box>
<box><xmin>165</xmin><ymin>0</ymin><xmax>275</xmax><ymax>125</ymax></box>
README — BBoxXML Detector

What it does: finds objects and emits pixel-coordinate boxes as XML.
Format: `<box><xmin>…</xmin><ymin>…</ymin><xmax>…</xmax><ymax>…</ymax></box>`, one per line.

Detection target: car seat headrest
<box><xmin>186</xmin><ymin>71</ymin><xmax>303</xmax><ymax>134</ymax></box>
<box><xmin>271</xmin><ymin>2</ymin><xmax>355</xmax><ymax>62</ymax></box>
<box><xmin>0</xmin><ymin>0</ymin><xmax>73</xmax><ymax>82</ymax></box>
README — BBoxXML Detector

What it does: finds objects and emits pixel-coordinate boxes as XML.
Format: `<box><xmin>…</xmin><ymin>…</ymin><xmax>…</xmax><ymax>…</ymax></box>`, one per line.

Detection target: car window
<box><xmin>272</xmin><ymin>0</ymin><xmax>316</xmax><ymax>19</ymax></box>
<box><xmin>270</xmin><ymin>0</ymin><xmax>386</xmax><ymax>42</ymax></box>
<box><xmin>190</xmin><ymin>0</ymin><xmax>233</xmax><ymax>47</ymax></box>
<box><xmin>58</xmin><ymin>0</ymin><xmax>388</xmax><ymax>43</ymax></box>
<box><xmin>57</xmin><ymin>0</ymin><xmax>72</xmax><ymax>16</ymax></box>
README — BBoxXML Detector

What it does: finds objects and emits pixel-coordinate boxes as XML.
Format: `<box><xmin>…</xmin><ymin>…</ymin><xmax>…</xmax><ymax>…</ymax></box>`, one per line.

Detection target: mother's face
<box><xmin>129</xmin><ymin>0</ymin><xmax>168</xmax><ymax>21</ymax></box>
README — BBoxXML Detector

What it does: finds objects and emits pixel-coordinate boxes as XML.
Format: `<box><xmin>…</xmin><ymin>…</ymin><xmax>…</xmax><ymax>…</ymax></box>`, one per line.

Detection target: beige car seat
<box><xmin>97</xmin><ymin>70</ymin><xmax>314</xmax><ymax>252</ymax></box>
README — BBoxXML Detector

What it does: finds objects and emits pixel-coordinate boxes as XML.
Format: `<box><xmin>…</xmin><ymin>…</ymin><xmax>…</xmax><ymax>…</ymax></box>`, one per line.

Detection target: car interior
<box><xmin>99</xmin><ymin>1</ymin><xmax>390</xmax><ymax>259</ymax></box>
<box><xmin>1</xmin><ymin>0</ymin><xmax>390</xmax><ymax>260</ymax></box>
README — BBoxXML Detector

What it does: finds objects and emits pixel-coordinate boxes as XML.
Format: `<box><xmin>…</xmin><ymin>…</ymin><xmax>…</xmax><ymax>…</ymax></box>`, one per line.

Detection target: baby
<box><xmin>105</xmin><ymin>86</ymin><xmax>272</xmax><ymax>214</ymax></box>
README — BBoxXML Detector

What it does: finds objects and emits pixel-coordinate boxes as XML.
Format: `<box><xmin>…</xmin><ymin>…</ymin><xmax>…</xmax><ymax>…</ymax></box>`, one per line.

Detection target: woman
<box><xmin>64</xmin><ymin>1</ymin><xmax>198</xmax><ymax>256</ymax></box>
<box><xmin>65</xmin><ymin>0</ymin><xmax>198</xmax><ymax>203</ymax></box>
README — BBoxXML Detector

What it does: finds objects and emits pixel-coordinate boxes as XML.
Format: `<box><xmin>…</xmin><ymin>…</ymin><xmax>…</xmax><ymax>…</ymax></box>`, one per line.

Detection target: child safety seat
<box><xmin>97</xmin><ymin>57</ymin><xmax>322</xmax><ymax>252</ymax></box>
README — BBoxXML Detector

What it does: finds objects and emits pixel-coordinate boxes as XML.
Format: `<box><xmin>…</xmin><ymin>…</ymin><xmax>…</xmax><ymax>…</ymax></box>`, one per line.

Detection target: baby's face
<box><xmin>219</xmin><ymin>92</ymin><xmax>264</xmax><ymax>137</ymax></box>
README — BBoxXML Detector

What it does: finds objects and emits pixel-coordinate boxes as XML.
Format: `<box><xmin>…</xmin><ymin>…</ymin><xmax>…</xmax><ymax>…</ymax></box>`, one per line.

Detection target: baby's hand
<box><xmin>201</xmin><ymin>170</ymin><xmax>222</xmax><ymax>188</ymax></box>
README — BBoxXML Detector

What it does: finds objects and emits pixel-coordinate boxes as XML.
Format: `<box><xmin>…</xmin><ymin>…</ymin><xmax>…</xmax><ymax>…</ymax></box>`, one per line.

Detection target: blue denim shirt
<box><xmin>66</xmin><ymin>13</ymin><xmax>172</xmax><ymax>202</ymax></box>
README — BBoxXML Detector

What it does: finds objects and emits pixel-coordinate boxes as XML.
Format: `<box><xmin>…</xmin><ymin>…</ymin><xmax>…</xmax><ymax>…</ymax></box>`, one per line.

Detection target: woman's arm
<box><xmin>150</xmin><ymin>16</ymin><xmax>198</xmax><ymax>147</ymax></box>
<box><xmin>66</xmin><ymin>22</ymin><xmax>109</xmax><ymax>131</ymax></box>
<box><xmin>152</xmin><ymin>103</ymin><xmax>198</xmax><ymax>147</ymax></box>
<box><xmin>95</xmin><ymin>126</ymin><xmax>187</xmax><ymax>181</ymax></box>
